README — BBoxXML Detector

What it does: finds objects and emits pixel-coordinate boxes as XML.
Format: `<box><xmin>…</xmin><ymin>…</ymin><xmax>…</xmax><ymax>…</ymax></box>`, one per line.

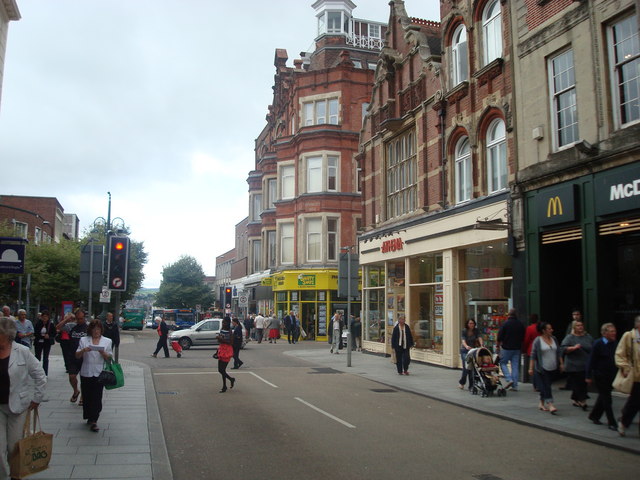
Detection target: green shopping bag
<box><xmin>103</xmin><ymin>358</ymin><xmax>125</xmax><ymax>390</ymax></box>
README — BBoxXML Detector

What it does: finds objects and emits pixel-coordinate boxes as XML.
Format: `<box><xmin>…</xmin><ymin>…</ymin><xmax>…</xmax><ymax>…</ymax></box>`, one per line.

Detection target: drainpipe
<box><xmin>438</xmin><ymin>105</ymin><xmax>447</xmax><ymax>208</ymax></box>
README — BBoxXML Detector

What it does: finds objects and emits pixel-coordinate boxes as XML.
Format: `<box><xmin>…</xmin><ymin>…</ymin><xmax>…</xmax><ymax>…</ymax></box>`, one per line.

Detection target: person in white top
<box><xmin>255</xmin><ymin>313</ymin><xmax>265</xmax><ymax>343</ymax></box>
<box><xmin>75</xmin><ymin>320</ymin><xmax>113</xmax><ymax>432</ymax></box>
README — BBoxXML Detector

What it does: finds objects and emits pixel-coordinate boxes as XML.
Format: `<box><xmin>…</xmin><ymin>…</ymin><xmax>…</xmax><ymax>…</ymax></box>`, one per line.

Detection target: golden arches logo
<box><xmin>547</xmin><ymin>196</ymin><xmax>563</xmax><ymax>217</ymax></box>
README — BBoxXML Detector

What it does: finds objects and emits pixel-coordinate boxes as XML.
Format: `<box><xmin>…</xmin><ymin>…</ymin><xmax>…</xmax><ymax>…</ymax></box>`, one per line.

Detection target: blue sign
<box><xmin>0</xmin><ymin>244</ymin><xmax>25</xmax><ymax>274</ymax></box>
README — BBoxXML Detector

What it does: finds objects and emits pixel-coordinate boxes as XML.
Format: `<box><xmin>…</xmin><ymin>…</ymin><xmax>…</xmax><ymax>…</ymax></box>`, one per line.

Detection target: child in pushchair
<box><xmin>466</xmin><ymin>347</ymin><xmax>506</xmax><ymax>397</ymax></box>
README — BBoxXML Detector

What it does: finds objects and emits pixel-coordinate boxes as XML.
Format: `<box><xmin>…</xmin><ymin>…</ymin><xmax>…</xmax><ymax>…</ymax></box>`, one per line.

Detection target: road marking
<box><xmin>154</xmin><ymin>372</ymin><xmax>216</xmax><ymax>375</ymax></box>
<box><xmin>294</xmin><ymin>397</ymin><xmax>356</xmax><ymax>429</ymax></box>
<box><xmin>249</xmin><ymin>372</ymin><xmax>278</xmax><ymax>388</ymax></box>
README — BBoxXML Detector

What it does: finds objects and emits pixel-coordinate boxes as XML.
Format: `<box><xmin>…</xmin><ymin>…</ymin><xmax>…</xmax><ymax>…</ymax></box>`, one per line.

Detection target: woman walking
<box><xmin>529</xmin><ymin>322</ymin><xmax>564</xmax><ymax>414</ymax></box>
<box><xmin>0</xmin><ymin>317</ymin><xmax>47</xmax><ymax>480</ymax></box>
<box><xmin>57</xmin><ymin>309</ymin><xmax>88</xmax><ymax>404</ymax></box>
<box><xmin>459</xmin><ymin>318</ymin><xmax>483</xmax><ymax>389</ymax></box>
<box><xmin>75</xmin><ymin>320</ymin><xmax>113</xmax><ymax>432</ymax></box>
<box><xmin>268</xmin><ymin>315</ymin><xmax>281</xmax><ymax>344</ymax></box>
<box><xmin>216</xmin><ymin>317</ymin><xmax>235</xmax><ymax>393</ymax></box>
<box><xmin>615</xmin><ymin>315</ymin><xmax>640</xmax><ymax>437</ymax></box>
<box><xmin>34</xmin><ymin>310</ymin><xmax>56</xmax><ymax>375</ymax></box>
<box><xmin>561</xmin><ymin>319</ymin><xmax>593</xmax><ymax>410</ymax></box>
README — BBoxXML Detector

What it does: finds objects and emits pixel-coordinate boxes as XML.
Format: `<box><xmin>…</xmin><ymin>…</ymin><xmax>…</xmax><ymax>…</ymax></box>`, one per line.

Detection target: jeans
<box><xmin>331</xmin><ymin>330</ymin><xmax>341</xmax><ymax>353</ymax></box>
<box><xmin>536</xmin><ymin>369</ymin><xmax>555</xmax><ymax>403</ymax></box>
<box><xmin>499</xmin><ymin>349</ymin><xmax>521</xmax><ymax>388</ymax></box>
<box><xmin>459</xmin><ymin>351</ymin><xmax>470</xmax><ymax>386</ymax></box>
<box><xmin>35</xmin><ymin>341</ymin><xmax>52</xmax><ymax>375</ymax></box>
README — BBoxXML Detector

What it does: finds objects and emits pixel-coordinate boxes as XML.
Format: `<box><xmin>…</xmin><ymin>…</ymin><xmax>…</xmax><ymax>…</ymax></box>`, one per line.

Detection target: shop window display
<box><xmin>409</xmin><ymin>254</ymin><xmax>444</xmax><ymax>352</ymax></box>
<box><xmin>459</xmin><ymin>241</ymin><xmax>512</xmax><ymax>351</ymax></box>
<box><xmin>364</xmin><ymin>265</ymin><xmax>385</xmax><ymax>342</ymax></box>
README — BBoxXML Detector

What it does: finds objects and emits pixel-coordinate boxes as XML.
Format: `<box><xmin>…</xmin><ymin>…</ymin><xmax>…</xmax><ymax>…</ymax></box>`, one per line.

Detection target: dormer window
<box><xmin>318</xmin><ymin>10</ymin><xmax>351</xmax><ymax>36</ymax></box>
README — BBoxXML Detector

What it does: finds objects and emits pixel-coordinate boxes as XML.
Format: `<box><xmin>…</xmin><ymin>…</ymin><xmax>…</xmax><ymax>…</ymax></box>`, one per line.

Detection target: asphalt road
<box><xmin>119</xmin><ymin>329</ymin><xmax>637</xmax><ymax>480</ymax></box>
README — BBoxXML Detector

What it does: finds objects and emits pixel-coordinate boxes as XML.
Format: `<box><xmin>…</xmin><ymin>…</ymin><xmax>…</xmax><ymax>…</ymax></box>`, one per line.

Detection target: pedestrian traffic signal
<box><xmin>107</xmin><ymin>236</ymin><xmax>130</xmax><ymax>291</ymax></box>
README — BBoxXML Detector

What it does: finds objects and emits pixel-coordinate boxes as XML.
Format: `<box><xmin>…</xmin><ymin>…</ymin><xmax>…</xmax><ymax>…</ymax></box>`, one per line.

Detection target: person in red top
<box><xmin>523</xmin><ymin>314</ymin><xmax>541</xmax><ymax>389</ymax></box>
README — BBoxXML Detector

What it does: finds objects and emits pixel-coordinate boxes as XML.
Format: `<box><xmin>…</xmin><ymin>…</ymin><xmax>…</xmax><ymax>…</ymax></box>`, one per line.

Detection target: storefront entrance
<box><xmin>539</xmin><ymin>236</ymin><xmax>583</xmax><ymax>338</ymax></box>
<box><xmin>598</xmin><ymin>219</ymin><xmax>640</xmax><ymax>333</ymax></box>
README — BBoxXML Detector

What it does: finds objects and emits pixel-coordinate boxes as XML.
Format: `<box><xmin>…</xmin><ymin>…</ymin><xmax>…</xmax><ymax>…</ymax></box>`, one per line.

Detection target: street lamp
<box><xmin>341</xmin><ymin>245</ymin><xmax>355</xmax><ymax>367</ymax></box>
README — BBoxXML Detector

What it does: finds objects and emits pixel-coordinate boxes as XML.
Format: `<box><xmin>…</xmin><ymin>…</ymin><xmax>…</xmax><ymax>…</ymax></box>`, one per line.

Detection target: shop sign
<box><xmin>381</xmin><ymin>238</ymin><xmax>403</xmax><ymax>253</ymax></box>
<box><xmin>594</xmin><ymin>164</ymin><xmax>640</xmax><ymax>216</ymax></box>
<box><xmin>537</xmin><ymin>184</ymin><xmax>577</xmax><ymax>227</ymax></box>
<box><xmin>297</xmin><ymin>274</ymin><xmax>316</xmax><ymax>287</ymax></box>
<box><xmin>261</xmin><ymin>277</ymin><xmax>273</xmax><ymax>286</ymax></box>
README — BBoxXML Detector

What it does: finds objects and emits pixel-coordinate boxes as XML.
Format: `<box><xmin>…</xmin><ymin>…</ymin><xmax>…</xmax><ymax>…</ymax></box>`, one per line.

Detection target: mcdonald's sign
<box><xmin>547</xmin><ymin>196</ymin><xmax>563</xmax><ymax>217</ymax></box>
<box><xmin>537</xmin><ymin>184</ymin><xmax>577</xmax><ymax>226</ymax></box>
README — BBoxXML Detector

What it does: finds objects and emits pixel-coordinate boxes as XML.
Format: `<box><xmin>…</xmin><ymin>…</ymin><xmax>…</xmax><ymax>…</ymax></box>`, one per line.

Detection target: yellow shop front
<box><xmin>271</xmin><ymin>269</ymin><xmax>359</xmax><ymax>342</ymax></box>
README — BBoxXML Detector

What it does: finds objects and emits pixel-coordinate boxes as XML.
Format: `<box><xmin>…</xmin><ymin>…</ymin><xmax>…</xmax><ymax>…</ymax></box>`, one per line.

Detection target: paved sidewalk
<box><xmin>286</xmin><ymin>348</ymin><xmax>640</xmax><ymax>455</ymax></box>
<box><xmin>29</xmin><ymin>355</ymin><xmax>172</xmax><ymax>480</ymax></box>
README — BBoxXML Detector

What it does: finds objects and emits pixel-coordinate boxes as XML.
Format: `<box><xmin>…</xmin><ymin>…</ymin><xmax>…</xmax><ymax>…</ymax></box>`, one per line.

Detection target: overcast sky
<box><xmin>0</xmin><ymin>0</ymin><xmax>440</xmax><ymax>288</ymax></box>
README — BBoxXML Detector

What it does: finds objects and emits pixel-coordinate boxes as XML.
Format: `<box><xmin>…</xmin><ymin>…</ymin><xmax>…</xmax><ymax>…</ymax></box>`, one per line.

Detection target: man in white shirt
<box><xmin>255</xmin><ymin>313</ymin><xmax>265</xmax><ymax>343</ymax></box>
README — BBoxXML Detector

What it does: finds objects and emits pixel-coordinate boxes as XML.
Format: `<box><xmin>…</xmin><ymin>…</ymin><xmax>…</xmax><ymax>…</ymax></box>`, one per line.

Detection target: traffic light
<box><xmin>224</xmin><ymin>287</ymin><xmax>232</xmax><ymax>308</ymax></box>
<box><xmin>7</xmin><ymin>279</ymin><xmax>18</xmax><ymax>298</ymax></box>
<box><xmin>107</xmin><ymin>236</ymin><xmax>130</xmax><ymax>291</ymax></box>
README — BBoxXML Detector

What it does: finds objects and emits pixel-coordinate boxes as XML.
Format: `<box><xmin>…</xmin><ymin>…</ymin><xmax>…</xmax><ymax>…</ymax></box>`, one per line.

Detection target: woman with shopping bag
<box><xmin>75</xmin><ymin>320</ymin><xmax>113</xmax><ymax>432</ymax></box>
<box><xmin>0</xmin><ymin>317</ymin><xmax>47</xmax><ymax>479</ymax></box>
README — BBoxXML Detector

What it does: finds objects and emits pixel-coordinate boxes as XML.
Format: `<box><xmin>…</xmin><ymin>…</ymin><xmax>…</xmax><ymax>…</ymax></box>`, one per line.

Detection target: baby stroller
<box><xmin>466</xmin><ymin>347</ymin><xmax>506</xmax><ymax>397</ymax></box>
<box><xmin>171</xmin><ymin>340</ymin><xmax>182</xmax><ymax>358</ymax></box>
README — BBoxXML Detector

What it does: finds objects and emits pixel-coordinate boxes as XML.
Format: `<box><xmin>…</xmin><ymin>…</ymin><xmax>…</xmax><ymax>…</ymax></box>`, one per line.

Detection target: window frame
<box><xmin>280</xmin><ymin>164</ymin><xmax>295</xmax><ymax>200</ymax></box>
<box><xmin>252</xmin><ymin>239</ymin><xmax>262</xmax><ymax>273</ymax></box>
<box><xmin>306</xmin><ymin>218</ymin><xmax>322</xmax><ymax>263</ymax></box>
<box><xmin>451</xmin><ymin>24</ymin><xmax>469</xmax><ymax>86</ymax></box>
<box><xmin>327</xmin><ymin>218</ymin><xmax>338</xmax><ymax>261</ymax></box>
<box><xmin>486</xmin><ymin>119</ymin><xmax>507</xmax><ymax>194</ymax></box>
<box><xmin>251</xmin><ymin>193</ymin><xmax>263</xmax><ymax>222</ymax></box>
<box><xmin>455</xmin><ymin>136</ymin><xmax>472</xmax><ymax>204</ymax></box>
<box><xmin>302</xmin><ymin>97</ymin><xmax>340</xmax><ymax>126</ymax></box>
<box><xmin>267</xmin><ymin>178</ymin><xmax>277</xmax><ymax>208</ymax></box>
<box><xmin>607</xmin><ymin>13</ymin><xmax>640</xmax><ymax>129</ymax></box>
<box><xmin>302</xmin><ymin>152</ymin><xmax>340</xmax><ymax>194</ymax></box>
<box><xmin>548</xmin><ymin>48</ymin><xmax>579</xmax><ymax>150</ymax></box>
<box><xmin>280</xmin><ymin>223</ymin><xmax>294</xmax><ymax>265</ymax></box>
<box><xmin>267</xmin><ymin>230</ymin><xmax>277</xmax><ymax>268</ymax></box>
<box><xmin>482</xmin><ymin>0</ymin><xmax>502</xmax><ymax>65</ymax></box>
<box><xmin>385</xmin><ymin>130</ymin><xmax>418</xmax><ymax>219</ymax></box>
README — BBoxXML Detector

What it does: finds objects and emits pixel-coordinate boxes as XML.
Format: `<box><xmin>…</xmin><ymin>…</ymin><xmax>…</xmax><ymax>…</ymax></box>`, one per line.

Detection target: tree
<box><xmin>156</xmin><ymin>255</ymin><xmax>214</xmax><ymax>309</ymax></box>
<box><xmin>0</xmin><ymin>220</ymin><xmax>148</xmax><ymax>315</ymax></box>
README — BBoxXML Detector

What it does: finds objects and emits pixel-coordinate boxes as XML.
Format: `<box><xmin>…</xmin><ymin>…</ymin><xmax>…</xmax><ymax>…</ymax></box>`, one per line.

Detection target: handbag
<box><xmin>10</xmin><ymin>408</ymin><xmax>53</xmax><ymax>479</ymax></box>
<box><xmin>613</xmin><ymin>331</ymin><xmax>635</xmax><ymax>394</ymax></box>
<box><xmin>100</xmin><ymin>358</ymin><xmax>125</xmax><ymax>390</ymax></box>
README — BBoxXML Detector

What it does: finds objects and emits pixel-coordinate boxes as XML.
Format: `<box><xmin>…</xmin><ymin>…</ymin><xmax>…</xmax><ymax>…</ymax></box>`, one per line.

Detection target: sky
<box><xmin>0</xmin><ymin>0</ymin><xmax>440</xmax><ymax>288</ymax></box>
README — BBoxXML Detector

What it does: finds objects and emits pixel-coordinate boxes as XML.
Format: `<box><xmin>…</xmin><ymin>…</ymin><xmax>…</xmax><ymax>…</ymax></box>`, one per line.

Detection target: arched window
<box><xmin>486</xmin><ymin>119</ymin><xmax>507</xmax><ymax>193</ymax></box>
<box><xmin>451</xmin><ymin>24</ymin><xmax>468</xmax><ymax>86</ymax></box>
<box><xmin>455</xmin><ymin>137</ymin><xmax>472</xmax><ymax>204</ymax></box>
<box><xmin>482</xmin><ymin>0</ymin><xmax>502</xmax><ymax>65</ymax></box>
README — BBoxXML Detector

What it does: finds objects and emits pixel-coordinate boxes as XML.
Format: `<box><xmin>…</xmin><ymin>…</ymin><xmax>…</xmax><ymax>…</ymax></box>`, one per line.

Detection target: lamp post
<box><xmin>341</xmin><ymin>245</ymin><xmax>354</xmax><ymax>367</ymax></box>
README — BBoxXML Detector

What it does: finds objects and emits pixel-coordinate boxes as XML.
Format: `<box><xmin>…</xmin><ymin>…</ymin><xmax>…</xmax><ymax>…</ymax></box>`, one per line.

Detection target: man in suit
<box><xmin>231</xmin><ymin>318</ymin><xmax>244</xmax><ymax>369</ymax></box>
<box><xmin>586</xmin><ymin>323</ymin><xmax>618</xmax><ymax>429</ymax></box>
<box><xmin>284</xmin><ymin>311</ymin><xmax>298</xmax><ymax>344</ymax></box>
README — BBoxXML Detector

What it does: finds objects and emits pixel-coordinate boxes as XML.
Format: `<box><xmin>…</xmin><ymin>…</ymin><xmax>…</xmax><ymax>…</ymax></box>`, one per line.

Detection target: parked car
<box><xmin>145</xmin><ymin>319</ymin><xmax>157</xmax><ymax>329</ymax></box>
<box><xmin>168</xmin><ymin>319</ymin><xmax>247</xmax><ymax>350</ymax></box>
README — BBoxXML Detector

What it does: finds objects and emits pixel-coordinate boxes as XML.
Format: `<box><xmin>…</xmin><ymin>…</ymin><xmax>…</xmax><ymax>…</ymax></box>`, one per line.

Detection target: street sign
<box><xmin>111</xmin><ymin>277</ymin><xmax>123</xmax><ymax>289</ymax></box>
<box><xmin>99</xmin><ymin>286</ymin><xmax>111</xmax><ymax>303</ymax></box>
<box><xmin>0</xmin><ymin>243</ymin><xmax>25</xmax><ymax>274</ymax></box>
<box><xmin>226</xmin><ymin>303</ymin><xmax>231</xmax><ymax>308</ymax></box>
<box><xmin>196</xmin><ymin>304</ymin><xmax>202</xmax><ymax>313</ymax></box>
<box><xmin>238</xmin><ymin>294</ymin><xmax>249</xmax><ymax>307</ymax></box>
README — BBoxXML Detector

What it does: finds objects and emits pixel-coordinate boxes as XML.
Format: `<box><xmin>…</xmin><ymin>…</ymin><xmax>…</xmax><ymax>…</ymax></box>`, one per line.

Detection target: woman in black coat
<box><xmin>391</xmin><ymin>316</ymin><xmax>414</xmax><ymax>375</ymax></box>
<box><xmin>34</xmin><ymin>310</ymin><xmax>56</xmax><ymax>375</ymax></box>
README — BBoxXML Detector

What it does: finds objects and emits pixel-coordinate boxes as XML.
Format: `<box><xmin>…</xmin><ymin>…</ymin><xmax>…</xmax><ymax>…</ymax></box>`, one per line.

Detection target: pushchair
<box><xmin>466</xmin><ymin>347</ymin><xmax>506</xmax><ymax>397</ymax></box>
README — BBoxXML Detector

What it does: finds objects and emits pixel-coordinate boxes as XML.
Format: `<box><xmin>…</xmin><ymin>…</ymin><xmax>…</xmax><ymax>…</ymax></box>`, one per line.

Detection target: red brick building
<box><xmin>243</xmin><ymin>0</ymin><xmax>387</xmax><ymax>339</ymax></box>
<box><xmin>0</xmin><ymin>195</ymin><xmax>72</xmax><ymax>244</ymax></box>
<box><xmin>358</xmin><ymin>0</ymin><xmax>515</xmax><ymax>367</ymax></box>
